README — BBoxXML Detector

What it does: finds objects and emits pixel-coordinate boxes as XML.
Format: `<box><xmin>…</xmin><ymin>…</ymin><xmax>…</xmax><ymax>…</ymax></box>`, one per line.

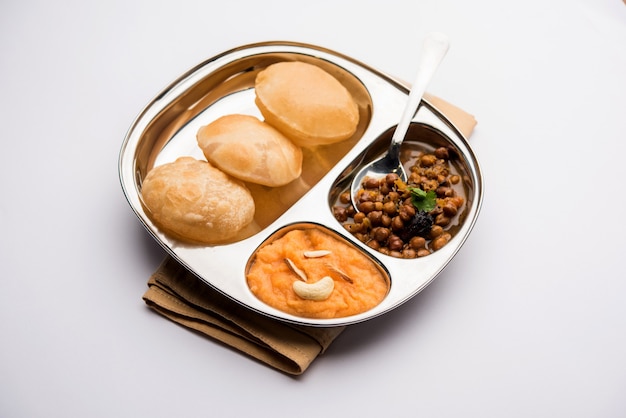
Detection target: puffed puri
<box><xmin>196</xmin><ymin>114</ymin><xmax>303</xmax><ymax>187</ymax></box>
<box><xmin>140</xmin><ymin>157</ymin><xmax>255</xmax><ymax>244</ymax></box>
<box><xmin>254</xmin><ymin>61</ymin><xmax>360</xmax><ymax>147</ymax></box>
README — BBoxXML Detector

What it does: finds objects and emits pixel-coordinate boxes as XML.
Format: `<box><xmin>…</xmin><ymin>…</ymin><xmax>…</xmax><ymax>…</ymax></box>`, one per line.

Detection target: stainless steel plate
<box><xmin>119</xmin><ymin>41</ymin><xmax>484</xmax><ymax>327</ymax></box>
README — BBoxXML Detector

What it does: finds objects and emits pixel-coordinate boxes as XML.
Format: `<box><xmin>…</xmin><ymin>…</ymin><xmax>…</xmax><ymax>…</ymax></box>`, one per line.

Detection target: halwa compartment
<box><xmin>245</xmin><ymin>223</ymin><xmax>391</xmax><ymax>319</ymax></box>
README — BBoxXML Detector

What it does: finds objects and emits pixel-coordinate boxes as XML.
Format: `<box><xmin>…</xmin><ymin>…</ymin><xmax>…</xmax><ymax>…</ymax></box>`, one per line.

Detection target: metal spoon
<box><xmin>351</xmin><ymin>32</ymin><xmax>450</xmax><ymax>209</ymax></box>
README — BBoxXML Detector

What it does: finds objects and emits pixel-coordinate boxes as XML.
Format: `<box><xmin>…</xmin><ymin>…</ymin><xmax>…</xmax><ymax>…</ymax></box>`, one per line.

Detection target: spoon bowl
<box><xmin>350</xmin><ymin>32</ymin><xmax>450</xmax><ymax>209</ymax></box>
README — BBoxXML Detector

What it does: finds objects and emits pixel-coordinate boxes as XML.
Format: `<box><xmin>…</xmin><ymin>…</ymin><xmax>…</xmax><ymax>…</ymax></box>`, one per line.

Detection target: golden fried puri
<box><xmin>141</xmin><ymin>157</ymin><xmax>255</xmax><ymax>244</ymax></box>
<box><xmin>197</xmin><ymin>114</ymin><xmax>302</xmax><ymax>187</ymax></box>
<box><xmin>254</xmin><ymin>61</ymin><xmax>359</xmax><ymax>147</ymax></box>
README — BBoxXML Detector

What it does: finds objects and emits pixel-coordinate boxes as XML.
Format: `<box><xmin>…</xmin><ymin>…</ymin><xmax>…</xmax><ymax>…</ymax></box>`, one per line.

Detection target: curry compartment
<box><xmin>329</xmin><ymin>123</ymin><xmax>476</xmax><ymax>260</ymax></box>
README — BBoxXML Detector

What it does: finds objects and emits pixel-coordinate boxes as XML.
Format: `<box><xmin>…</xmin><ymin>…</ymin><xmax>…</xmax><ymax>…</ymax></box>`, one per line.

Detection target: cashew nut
<box><xmin>292</xmin><ymin>276</ymin><xmax>334</xmax><ymax>301</ymax></box>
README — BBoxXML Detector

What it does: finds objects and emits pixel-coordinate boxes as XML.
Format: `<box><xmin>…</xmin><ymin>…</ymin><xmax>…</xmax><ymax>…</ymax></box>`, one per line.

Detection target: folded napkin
<box><xmin>143</xmin><ymin>94</ymin><xmax>477</xmax><ymax>375</ymax></box>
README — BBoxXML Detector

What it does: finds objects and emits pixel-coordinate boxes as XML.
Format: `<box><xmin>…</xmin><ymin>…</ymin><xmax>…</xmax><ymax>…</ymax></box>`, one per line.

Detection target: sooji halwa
<box><xmin>333</xmin><ymin>146</ymin><xmax>467</xmax><ymax>258</ymax></box>
<box><xmin>246</xmin><ymin>228</ymin><xmax>389</xmax><ymax>319</ymax></box>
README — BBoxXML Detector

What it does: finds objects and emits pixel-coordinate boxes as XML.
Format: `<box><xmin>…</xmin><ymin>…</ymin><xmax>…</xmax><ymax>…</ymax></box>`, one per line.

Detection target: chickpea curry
<box><xmin>333</xmin><ymin>146</ymin><xmax>467</xmax><ymax>258</ymax></box>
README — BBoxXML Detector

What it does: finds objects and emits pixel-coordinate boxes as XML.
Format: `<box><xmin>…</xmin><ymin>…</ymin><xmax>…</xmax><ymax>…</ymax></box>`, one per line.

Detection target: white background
<box><xmin>2</xmin><ymin>0</ymin><xmax>625</xmax><ymax>417</ymax></box>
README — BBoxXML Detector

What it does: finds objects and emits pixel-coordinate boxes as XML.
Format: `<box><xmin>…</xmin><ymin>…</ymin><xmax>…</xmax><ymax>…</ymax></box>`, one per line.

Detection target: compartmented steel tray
<box><xmin>119</xmin><ymin>41</ymin><xmax>483</xmax><ymax>326</ymax></box>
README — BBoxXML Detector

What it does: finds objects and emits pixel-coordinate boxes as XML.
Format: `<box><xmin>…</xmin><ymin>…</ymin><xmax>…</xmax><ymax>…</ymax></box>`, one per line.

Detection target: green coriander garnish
<box><xmin>408</xmin><ymin>187</ymin><xmax>437</xmax><ymax>212</ymax></box>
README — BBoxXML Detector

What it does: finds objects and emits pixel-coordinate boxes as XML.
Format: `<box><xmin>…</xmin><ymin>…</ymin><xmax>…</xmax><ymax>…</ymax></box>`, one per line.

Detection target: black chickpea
<box><xmin>420</xmin><ymin>154</ymin><xmax>437</xmax><ymax>166</ymax></box>
<box><xmin>402</xmin><ymin>248</ymin><xmax>417</xmax><ymax>258</ymax></box>
<box><xmin>436</xmin><ymin>186</ymin><xmax>453</xmax><ymax>197</ymax></box>
<box><xmin>358</xmin><ymin>201</ymin><xmax>375</xmax><ymax>213</ymax></box>
<box><xmin>430</xmin><ymin>225</ymin><xmax>444</xmax><ymax>238</ymax></box>
<box><xmin>383</xmin><ymin>201</ymin><xmax>397</xmax><ymax>215</ymax></box>
<box><xmin>374</xmin><ymin>227</ymin><xmax>390</xmax><ymax>242</ymax></box>
<box><xmin>388</xmin><ymin>236</ymin><xmax>404</xmax><ymax>251</ymax></box>
<box><xmin>354</xmin><ymin>232</ymin><xmax>367</xmax><ymax>242</ymax></box>
<box><xmin>417</xmin><ymin>249</ymin><xmax>431</xmax><ymax>257</ymax></box>
<box><xmin>431</xmin><ymin>233</ymin><xmax>452</xmax><ymax>251</ymax></box>
<box><xmin>435</xmin><ymin>213</ymin><xmax>451</xmax><ymax>226</ymax></box>
<box><xmin>434</xmin><ymin>147</ymin><xmax>449</xmax><ymax>159</ymax></box>
<box><xmin>368</xmin><ymin>210</ymin><xmax>383</xmax><ymax>225</ymax></box>
<box><xmin>367</xmin><ymin>240</ymin><xmax>380</xmax><ymax>250</ymax></box>
<box><xmin>333</xmin><ymin>206</ymin><xmax>348</xmax><ymax>222</ymax></box>
<box><xmin>399</xmin><ymin>205</ymin><xmax>415</xmax><ymax>222</ymax></box>
<box><xmin>386</xmin><ymin>191</ymin><xmax>400</xmax><ymax>202</ymax></box>
<box><xmin>391</xmin><ymin>216</ymin><xmax>404</xmax><ymax>231</ymax></box>
<box><xmin>354</xmin><ymin>211</ymin><xmax>366</xmax><ymax>224</ymax></box>
<box><xmin>409</xmin><ymin>236</ymin><xmax>426</xmax><ymax>249</ymax></box>
<box><xmin>443</xmin><ymin>202</ymin><xmax>458</xmax><ymax>217</ymax></box>
<box><xmin>363</xmin><ymin>177</ymin><xmax>380</xmax><ymax>189</ymax></box>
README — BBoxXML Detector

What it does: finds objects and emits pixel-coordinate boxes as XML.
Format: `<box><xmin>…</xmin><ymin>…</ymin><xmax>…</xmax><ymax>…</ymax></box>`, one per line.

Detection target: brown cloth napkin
<box><xmin>142</xmin><ymin>94</ymin><xmax>477</xmax><ymax>375</ymax></box>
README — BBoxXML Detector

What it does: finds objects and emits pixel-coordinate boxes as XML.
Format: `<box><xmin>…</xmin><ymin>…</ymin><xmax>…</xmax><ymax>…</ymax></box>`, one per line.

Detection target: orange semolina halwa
<box><xmin>246</xmin><ymin>228</ymin><xmax>389</xmax><ymax>319</ymax></box>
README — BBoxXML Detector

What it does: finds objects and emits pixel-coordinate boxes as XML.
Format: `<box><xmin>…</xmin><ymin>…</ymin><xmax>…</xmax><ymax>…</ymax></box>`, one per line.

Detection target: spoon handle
<box><xmin>391</xmin><ymin>32</ymin><xmax>450</xmax><ymax>146</ymax></box>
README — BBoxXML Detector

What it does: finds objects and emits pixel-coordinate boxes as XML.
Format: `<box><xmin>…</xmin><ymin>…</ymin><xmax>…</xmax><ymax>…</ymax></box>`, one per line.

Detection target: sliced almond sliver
<box><xmin>284</xmin><ymin>258</ymin><xmax>308</xmax><ymax>282</ymax></box>
<box><xmin>325</xmin><ymin>263</ymin><xmax>354</xmax><ymax>284</ymax></box>
<box><xmin>303</xmin><ymin>250</ymin><xmax>332</xmax><ymax>258</ymax></box>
